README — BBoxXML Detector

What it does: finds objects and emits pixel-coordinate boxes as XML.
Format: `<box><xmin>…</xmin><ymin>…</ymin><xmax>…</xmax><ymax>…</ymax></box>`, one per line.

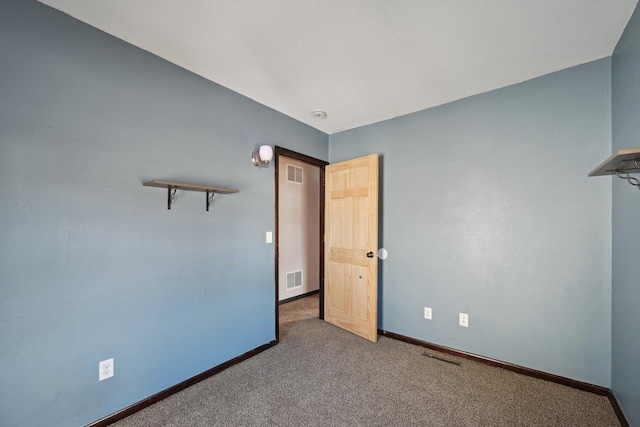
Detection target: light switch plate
<box><xmin>266</xmin><ymin>231</ymin><xmax>272</xmax><ymax>243</ymax></box>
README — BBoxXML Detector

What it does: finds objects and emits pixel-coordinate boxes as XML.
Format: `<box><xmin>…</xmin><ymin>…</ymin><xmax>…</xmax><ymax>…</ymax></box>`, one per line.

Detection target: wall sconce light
<box><xmin>252</xmin><ymin>145</ymin><xmax>274</xmax><ymax>168</ymax></box>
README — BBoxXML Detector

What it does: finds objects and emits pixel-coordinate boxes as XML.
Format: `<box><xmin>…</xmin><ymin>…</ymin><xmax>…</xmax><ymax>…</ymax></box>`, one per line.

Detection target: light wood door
<box><xmin>324</xmin><ymin>154</ymin><xmax>379</xmax><ymax>342</ymax></box>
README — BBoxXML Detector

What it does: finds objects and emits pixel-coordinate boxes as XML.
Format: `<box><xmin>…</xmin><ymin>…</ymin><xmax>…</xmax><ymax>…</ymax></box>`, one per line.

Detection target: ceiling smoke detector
<box><xmin>312</xmin><ymin>110</ymin><xmax>327</xmax><ymax>119</ymax></box>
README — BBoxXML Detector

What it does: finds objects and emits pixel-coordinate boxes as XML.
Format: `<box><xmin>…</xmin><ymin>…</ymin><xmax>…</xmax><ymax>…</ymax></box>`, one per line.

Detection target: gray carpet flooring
<box><xmin>113</xmin><ymin>295</ymin><xmax>619</xmax><ymax>426</ymax></box>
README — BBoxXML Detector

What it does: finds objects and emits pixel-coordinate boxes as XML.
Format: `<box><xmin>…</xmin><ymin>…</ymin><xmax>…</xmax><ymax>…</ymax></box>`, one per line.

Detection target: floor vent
<box><xmin>287</xmin><ymin>164</ymin><xmax>303</xmax><ymax>184</ymax></box>
<box><xmin>286</xmin><ymin>271</ymin><xmax>303</xmax><ymax>290</ymax></box>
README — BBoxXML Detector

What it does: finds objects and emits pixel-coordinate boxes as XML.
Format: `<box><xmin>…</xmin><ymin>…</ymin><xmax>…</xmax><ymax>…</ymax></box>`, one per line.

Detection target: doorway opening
<box><xmin>274</xmin><ymin>147</ymin><xmax>328</xmax><ymax>343</ymax></box>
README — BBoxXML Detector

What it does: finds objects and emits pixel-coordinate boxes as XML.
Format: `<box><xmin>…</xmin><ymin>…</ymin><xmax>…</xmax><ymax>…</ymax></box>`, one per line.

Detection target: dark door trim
<box><xmin>274</xmin><ymin>146</ymin><xmax>328</xmax><ymax>343</ymax></box>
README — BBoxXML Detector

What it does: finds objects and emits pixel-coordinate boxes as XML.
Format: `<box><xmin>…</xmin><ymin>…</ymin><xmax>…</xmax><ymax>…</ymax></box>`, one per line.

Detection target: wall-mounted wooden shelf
<box><xmin>589</xmin><ymin>148</ymin><xmax>640</xmax><ymax>191</ymax></box>
<box><xmin>143</xmin><ymin>180</ymin><xmax>239</xmax><ymax>210</ymax></box>
<box><xmin>589</xmin><ymin>148</ymin><xmax>640</xmax><ymax>176</ymax></box>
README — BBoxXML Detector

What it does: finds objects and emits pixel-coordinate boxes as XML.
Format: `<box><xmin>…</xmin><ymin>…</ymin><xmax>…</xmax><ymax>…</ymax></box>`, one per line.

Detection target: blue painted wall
<box><xmin>330</xmin><ymin>59</ymin><xmax>613</xmax><ymax>387</ymax></box>
<box><xmin>611</xmin><ymin>5</ymin><xmax>640</xmax><ymax>425</ymax></box>
<box><xmin>0</xmin><ymin>1</ymin><xmax>327</xmax><ymax>425</ymax></box>
<box><xmin>2</xmin><ymin>0</ymin><xmax>633</xmax><ymax>424</ymax></box>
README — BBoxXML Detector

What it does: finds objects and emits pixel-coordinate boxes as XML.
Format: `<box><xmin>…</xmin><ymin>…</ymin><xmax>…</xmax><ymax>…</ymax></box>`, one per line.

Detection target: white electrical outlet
<box><xmin>424</xmin><ymin>307</ymin><xmax>432</xmax><ymax>320</ymax></box>
<box><xmin>459</xmin><ymin>313</ymin><xmax>469</xmax><ymax>327</ymax></box>
<box><xmin>99</xmin><ymin>358</ymin><xmax>114</xmax><ymax>381</ymax></box>
<box><xmin>266</xmin><ymin>231</ymin><xmax>272</xmax><ymax>244</ymax></box>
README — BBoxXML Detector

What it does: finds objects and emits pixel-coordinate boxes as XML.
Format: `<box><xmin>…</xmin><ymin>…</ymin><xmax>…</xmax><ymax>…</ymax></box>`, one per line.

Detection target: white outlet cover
<box><xmin>424</xmin><ymin>307</ymin><xmax>432</xmax><ymax>320</ymax></box>
<box><xmin>459</xmin><ymin>313</ymin><xmax>469</xmax><ymax>327</ymax></box>
<box><xmin>266</xmin><ymin>231</ymin><xmax>272</xmax><ymax>244</ymax></box>
<box><xmin>99</xmin><ymin>358</ymin><xmax>114</xmax><ymax>381</ymax></box>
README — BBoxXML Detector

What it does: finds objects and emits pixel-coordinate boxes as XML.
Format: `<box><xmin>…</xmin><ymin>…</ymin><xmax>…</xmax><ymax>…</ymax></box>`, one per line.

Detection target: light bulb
<box><xmin>259</xmin><ymin>145</ymin><xmax>273</xmax><ymax>162</ymax></box>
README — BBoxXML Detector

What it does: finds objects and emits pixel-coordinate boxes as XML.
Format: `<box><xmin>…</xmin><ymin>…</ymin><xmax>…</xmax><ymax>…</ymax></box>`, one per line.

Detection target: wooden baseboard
<box><xmin>378</xmin><ymin>329</ymin><xmax>629</xmax><ymax>426</ymax></box>
<box><xmin>279</xmin><ymin>289</ymin><xmax>319</xmax><ymax>305</ymax></box>
<box><xmin>607</xmin><ymin>393</ymin><xmax>630</xmax><ymax>427</ymax></box>
<box><xmin>87</xmin><ymin>340</ymin><xmax>277</xmax><ymax>427</ymax></box>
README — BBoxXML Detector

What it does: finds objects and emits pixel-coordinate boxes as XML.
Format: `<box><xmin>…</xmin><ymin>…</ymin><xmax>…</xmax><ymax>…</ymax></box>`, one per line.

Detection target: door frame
<box><xmin>274</xmin><ymin>146</ymin><xmax>328</xmax><ymax>343</ymax></box>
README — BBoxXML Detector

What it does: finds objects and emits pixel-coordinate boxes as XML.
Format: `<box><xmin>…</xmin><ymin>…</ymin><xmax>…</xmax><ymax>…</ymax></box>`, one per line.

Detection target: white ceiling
<box><xmin>39</xmin><ymin>0</ymin><xmax>637</xmax><ymax>134</ymax></box>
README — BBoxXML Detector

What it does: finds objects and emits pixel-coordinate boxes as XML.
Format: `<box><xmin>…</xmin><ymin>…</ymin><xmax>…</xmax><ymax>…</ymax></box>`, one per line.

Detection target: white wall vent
<box><xmin>286</xmin><ymin>270</ymin><xmax>303</xmax><ymax>290</ymax></box>
<box><xmin>287</xmin><ymin>164</ymin><xmax>303</xmax><ymax>184</ymax></box>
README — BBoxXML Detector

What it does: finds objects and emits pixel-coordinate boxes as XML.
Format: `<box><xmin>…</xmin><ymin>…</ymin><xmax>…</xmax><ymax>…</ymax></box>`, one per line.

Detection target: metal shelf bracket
<box><xmin>615</xmin><ymin>163</ymin><xmax>640</xmax><ymax>191</ymax></box>
<box><xmin>206</xmin><ymin>191</ymin><xmax>216</xmax><ymax>211</ymax></box>
<box><xmin>167</xmin><ymin>187</ymin><xmax>177</xmax><ymax>210</ymax></box>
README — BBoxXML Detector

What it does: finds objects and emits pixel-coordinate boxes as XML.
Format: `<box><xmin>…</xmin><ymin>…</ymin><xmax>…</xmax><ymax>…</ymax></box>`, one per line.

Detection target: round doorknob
<box><xmin>366</xmin><ymin>252</ymin><xmax>375</xmax><ymax>258</ymax></box>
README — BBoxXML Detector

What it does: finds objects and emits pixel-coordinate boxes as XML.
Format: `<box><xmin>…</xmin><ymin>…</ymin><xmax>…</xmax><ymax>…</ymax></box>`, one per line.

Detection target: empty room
<box><xmin>2</xmin><ymin>1</ymin><xmax>640</xmax><ymax>426</ymax></box>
